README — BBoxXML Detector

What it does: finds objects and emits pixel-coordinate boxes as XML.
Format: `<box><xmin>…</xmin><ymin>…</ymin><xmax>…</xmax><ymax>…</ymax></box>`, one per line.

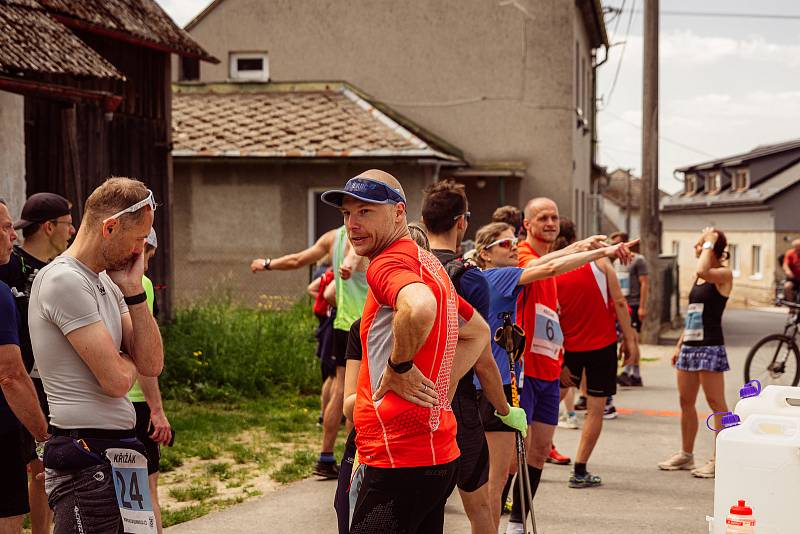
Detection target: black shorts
<box><xmin>451</xmin><ymin>381</ymin><xmax>489</xmax><ymax>492</ymax></box>
<box><xmin>332</xmin><ymin>328</ymin><xmax>348</xmax><ymax>367</ymax></box>
<box><xmin>349</xmin><ymin>459</ymin><xmax>458</xmax><ymax>534</ymax></box>
<box><xmin>0</xmin><ymin>427</ymin><xmax>30</xmax><ymax>518</ymax></box>
<box><xmin>133</xmin><ymin>402</ymin><xmax>160</xmax><ymax>475</ymax></box>
<box><xmin>478</xmin><ymin>384</ymin><xmax>515</xmax><ymax>433</ymax></box>
<box><xmin>564</xmin><ymin>342</ymin><xmax>618</xmax><ymax>398</ymax></box>
<box><xmin>21</xmin><ymin>377</ymin><xmax>49</xmax><ymax>462</ymax></box>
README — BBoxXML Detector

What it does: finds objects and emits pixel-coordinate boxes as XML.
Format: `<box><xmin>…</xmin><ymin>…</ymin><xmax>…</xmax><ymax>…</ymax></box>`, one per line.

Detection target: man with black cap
<box><xmin>0</xmin><ymin>198</ymin><xmax>50</xmax><ymax>534</ymax></box>
<box><xmin>0</xmin><ymin>192</ymin><xmax>74</xmax><ymax>534</ymax></box>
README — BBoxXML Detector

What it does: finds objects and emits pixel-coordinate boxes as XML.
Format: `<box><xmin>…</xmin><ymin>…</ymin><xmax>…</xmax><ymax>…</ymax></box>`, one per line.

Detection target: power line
<box><xmin>602</xmin><ymin>0</ymin><xmax>635</xmax><ymax>109</ymax></box>
<box><xmin>601</xmin><ymin>109</ymin><xmax>718</xmax><ymax>158</ymax></box>
<box><xmin>634</xmin><ymin>9</ymin><xmax>800</xmax><ymax>20</ymax></box>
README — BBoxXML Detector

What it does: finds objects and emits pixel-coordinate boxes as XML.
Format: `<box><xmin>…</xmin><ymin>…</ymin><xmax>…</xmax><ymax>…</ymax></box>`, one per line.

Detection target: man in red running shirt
<box><xmin>783</xmin><ymin>239</ymin><xmax>800</xmax><ymax>302</ymax></box>
<box><xmin>321</xmin><ymin>169</ymin><xmax>526</xmax><ymax>534</ymax></box>
<box><xmin>506</xmin><ymin>198</ymin><xmax>629</xmax><ymax>533</ymax></box>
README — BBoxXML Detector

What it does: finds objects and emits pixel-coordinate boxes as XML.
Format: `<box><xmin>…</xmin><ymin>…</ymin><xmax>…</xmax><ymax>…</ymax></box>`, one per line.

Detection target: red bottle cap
<box><xmin>730</xmin><ymin>500</ymin><xmax>753</xmax><ymax>516</ymax></box>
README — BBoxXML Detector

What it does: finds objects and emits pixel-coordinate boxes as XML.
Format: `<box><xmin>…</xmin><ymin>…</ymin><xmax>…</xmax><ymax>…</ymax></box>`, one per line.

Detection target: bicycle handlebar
<box><xmin>777</xmin><ymin>299</ymin><xmax>800</xmax><ymax>311</ymax></box>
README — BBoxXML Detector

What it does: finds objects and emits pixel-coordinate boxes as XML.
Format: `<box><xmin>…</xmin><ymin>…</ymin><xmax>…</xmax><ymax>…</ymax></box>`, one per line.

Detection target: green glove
<box><xmin>496</xmin><ymin>404</ymin><xmax>528</xmax><ymax>437</ymax></box>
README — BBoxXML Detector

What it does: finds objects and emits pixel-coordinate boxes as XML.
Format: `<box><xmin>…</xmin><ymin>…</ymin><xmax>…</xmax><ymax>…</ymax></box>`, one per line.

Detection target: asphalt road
<box><xmin>167</xmin><ymin>308</ymin><xmax>789</xmax><ymax>534</ymax></box>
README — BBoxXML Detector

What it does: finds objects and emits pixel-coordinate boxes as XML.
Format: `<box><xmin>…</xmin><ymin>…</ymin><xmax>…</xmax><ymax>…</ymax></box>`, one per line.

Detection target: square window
<box><xmin>229</xmin><ymin>52</ymin><xmax>269</xmax><ymax>82</ymax></box>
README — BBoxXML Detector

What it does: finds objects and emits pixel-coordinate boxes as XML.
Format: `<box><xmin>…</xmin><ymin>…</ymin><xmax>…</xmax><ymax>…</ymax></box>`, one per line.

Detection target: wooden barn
<box><xmin>0</xmin><ymin>0</ymin><xmax>217</xmax><ymax>316</ymax></box>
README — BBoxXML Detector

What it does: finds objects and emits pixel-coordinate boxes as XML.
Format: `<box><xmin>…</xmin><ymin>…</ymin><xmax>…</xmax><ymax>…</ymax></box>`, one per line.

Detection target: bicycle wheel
<box><xmin>744</xmin><ymin>334</ymin><xmax>800</xmax><ymax>386</ymax></box>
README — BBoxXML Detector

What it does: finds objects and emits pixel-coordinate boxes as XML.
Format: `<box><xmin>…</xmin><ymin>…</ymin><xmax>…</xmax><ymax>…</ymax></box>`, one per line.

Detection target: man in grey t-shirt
<box><xmin>29</xmin><ymin>178</ymin><xmax>164</xmax><ymax>534</ymax></box>
<box><xmin>611</xmin><ymin>232</ymin><xmax>648</xmax><ymax>387</ymax></box>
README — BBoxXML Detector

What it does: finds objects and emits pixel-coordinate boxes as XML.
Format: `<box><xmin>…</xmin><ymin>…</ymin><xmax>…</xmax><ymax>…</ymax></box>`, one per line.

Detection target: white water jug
<box><xmin>713</xmin><ymin>413</ymin><xmax>800</xmax><ymax>534</ymax></box>
<box><xmin>734</xmin><ymin>383</ymin><xmax>800</xmax><ymax>421</ymax></box>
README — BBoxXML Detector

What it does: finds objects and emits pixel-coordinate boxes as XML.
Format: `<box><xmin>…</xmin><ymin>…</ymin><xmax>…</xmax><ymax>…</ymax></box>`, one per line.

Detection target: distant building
<box><xmin>600</xmin><ymin>168</ymin><xmax>667</xmax><ymax>238</ymax></box>
<box><xmin>0</xmin><ymin>0</ymin><xmax>215</xmax><ymax>316</ymax></box>
<box><xmin>175</xmin><ymin>0</ymin><xmax>609</xmax><ymax>242</ymax></box>
<box><xmin>662</xmin><ymin>139</ymin><xmax>800</xmax><ymax>307</ymax></box>
<box><xmin>170</xmin><ymin>81</ymin><xmax>463</xmax><ymax>303</ymax></box>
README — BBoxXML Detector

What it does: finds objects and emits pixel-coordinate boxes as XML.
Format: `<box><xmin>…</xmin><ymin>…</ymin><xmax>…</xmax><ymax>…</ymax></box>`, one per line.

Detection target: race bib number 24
<box><xmin>105</xmin><ymin>448</ymin><xmax>156</xmax><ymax>534</ymax></box>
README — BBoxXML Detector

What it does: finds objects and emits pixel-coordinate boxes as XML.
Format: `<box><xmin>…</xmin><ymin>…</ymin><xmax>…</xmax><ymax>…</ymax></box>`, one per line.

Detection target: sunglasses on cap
<box><xmin>486</xmin><ymin>237</ymin><xmax>518</xmax><ymax>250</ymax></box>
<box><xmin>453</xmin><ymin>211</ymin><xmax>471</xmax><ymax>223</ymax></box>
<box><xmin>103</xmin><ymin>190</ymin><xmax>156</xmax><ymax>224</ymax></box>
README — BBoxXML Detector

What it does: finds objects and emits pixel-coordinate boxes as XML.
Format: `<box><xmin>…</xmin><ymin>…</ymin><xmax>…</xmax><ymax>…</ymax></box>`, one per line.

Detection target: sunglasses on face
<box><xmin>487</xmin><ymin>237</ymin><xmax>518</xmax><ymax>250</ymax></box>
<box><xmin>103</xmin><ymin>190</ymin><xmax>156</xmax><ymax>224</ymax></box>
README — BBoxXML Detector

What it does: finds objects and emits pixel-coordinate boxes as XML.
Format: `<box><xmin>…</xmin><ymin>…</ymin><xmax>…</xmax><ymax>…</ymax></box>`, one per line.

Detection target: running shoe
<box><xmin>558</xmin><ymin>413</ymin><xmax>579</xmax><ymax>429</ymax></box>
<box><xmin>657</xmin><ymin>451</ymin><xmax>695</xmax><ymax>471</ymax></box>
<box><xmin>569</xmin><ymin>471</ymin><xmax>602</xmax><ymax>488</ymax></box>
<box><xmin>573</xmin><ymin>396</ymin><xmax>587</xmax><ymax>411</ymax></box>
<box><xmin>691</xmin><ymin>459</ymin><xmax>715</xmax><ymax>479</ymax></box>
<box><xmin>628</xmin><ymin>375</ymin><xmax>644</xmax><ymax>387</ymax></box>
<box><xmin>505</xmin><ymin>521</ymin><xmax>525</xmax><ymax>534</ymax></box>
<box><xmin>616</xmin><ymin>372</ymin><xmax>633</xmax><ymax>386</ymax></box>
<box><xmin>603</xmin><ymin>405</ymin><xmax>617</xmax><ymax>420</ymax></box>
<box><xmin>546</xmin><ymin>444</ymin><xmax>571</xmax><ymax>465</ymax></box>
<box><xmin>312</xmin><ymin>460</ymin><xmax>339</xmax><ymax>479</ymax></box>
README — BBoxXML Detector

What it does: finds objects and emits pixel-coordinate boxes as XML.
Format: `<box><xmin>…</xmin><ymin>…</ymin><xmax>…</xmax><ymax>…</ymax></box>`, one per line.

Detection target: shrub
<box><xmin>160</xmin><ymin>299</ymin><xmax>320</xmax><ymax>400</ymax></box>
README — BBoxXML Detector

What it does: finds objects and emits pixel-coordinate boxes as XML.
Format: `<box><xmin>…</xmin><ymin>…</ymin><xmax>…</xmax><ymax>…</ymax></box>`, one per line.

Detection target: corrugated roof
<box><xmin>38</xmin><ymin>0</ymin><xmax>217</xmax><ymax>62</ymax></box>
<box><xmin>172</xmin><ymin>82</ymin><xmax>463</xmax><ymax>161</ymax></box>
<box><xmin>0</xmin><ymin>0</ymin><xmax>123</xmax><ymax>79</ymax></box>
<box><xmin>676</xmin><ymin>138</ymin><xmax>800</xmax><ymax>173</ymax></box>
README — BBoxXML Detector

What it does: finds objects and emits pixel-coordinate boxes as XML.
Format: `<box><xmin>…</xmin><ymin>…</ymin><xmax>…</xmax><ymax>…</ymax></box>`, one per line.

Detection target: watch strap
<box><xmin>387</xmin><ymin>359</ymin><xmax>413</xmax><ymax>374</ymax></box>
<box><xmin>124</xmin><ymin>292</ymin><xmax>147</xmax><ymax>305</ymax></box>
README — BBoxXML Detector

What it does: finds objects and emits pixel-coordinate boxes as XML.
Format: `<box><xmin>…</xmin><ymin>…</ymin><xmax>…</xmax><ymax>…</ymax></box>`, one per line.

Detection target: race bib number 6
<box><xmin>105</xmin><ymin>448</ymin><xmax>156</xmax><ymax>534</ymax></box>
<box><xmin>531</xmin><ymin>304</ymin><xmax>564</xmax><ymax>360</ymax></box>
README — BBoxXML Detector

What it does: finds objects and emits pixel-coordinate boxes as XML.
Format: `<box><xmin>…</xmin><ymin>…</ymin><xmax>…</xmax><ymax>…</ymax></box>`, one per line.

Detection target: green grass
<box><xmin>162</xmin><ymin>503</ymin><xmax>211</xmax><ymax>528</ymax></box>
<box><xmin>168</xmin><ymin>483</ymin><xmax>218</xmax><ymax>502</ymax></box>
<box><xmin>159</xmin><ymin>299</ymin><xmax>320</xmax><ymax>401</ymax></box>
<box><xmin>271</xmin><ymin>449</ymin><xmax>317</xmax><ymax>483</ymax></box>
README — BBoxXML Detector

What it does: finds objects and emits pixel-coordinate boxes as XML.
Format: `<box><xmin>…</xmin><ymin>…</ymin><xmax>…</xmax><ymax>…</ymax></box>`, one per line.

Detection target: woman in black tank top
<box><xmin>658</xmin><ymin>227</ymin><xmax>733</xmax><ymax>480</ymax></box>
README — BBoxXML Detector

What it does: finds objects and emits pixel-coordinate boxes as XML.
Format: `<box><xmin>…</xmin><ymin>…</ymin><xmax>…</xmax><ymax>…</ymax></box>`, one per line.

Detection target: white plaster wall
<box><xmin>0</xmin><ymin>91</ymin><xmax>25</xmax><ymax>219</ymax></box>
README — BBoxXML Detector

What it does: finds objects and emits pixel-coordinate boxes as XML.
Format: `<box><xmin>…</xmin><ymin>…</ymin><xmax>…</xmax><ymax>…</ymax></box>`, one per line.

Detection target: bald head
<box><xmin>357</xmin><ymin>169</ymin><xmax>406</xmax><ymax>200</ymax></box>
<box><xmin>793</xmin><ymin>238</ymin><xmax>800</xmax><ymax>250</ymax></box>
<box><xmin>524</xmin><ymin>197</ymin><xmax>558</xmax><ymax>220</ymax></box>
<box><xmin>523</xmin><ymin>197</ymin><xmax>560</xmax><ymax>248</ymax></box>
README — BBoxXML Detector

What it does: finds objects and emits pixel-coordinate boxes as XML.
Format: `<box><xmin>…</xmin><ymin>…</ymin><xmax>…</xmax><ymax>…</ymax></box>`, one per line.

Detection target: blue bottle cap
<box><xmin>739</xmin><ymin>380</ymin><xmax>762</xmax><ymax>399</ymax></box>
<box><xmin>721</xmin><ymin>413</ymin><xmax>741</xmax><ymax>429</ymax></box>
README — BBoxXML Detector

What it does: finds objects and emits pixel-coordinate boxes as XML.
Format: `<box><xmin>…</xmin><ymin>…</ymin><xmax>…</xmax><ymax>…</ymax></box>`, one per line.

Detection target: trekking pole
<box><xmin>497</xmin><ymin>313</ymin><xmax>538</xmax><ymax>534</ymax></box>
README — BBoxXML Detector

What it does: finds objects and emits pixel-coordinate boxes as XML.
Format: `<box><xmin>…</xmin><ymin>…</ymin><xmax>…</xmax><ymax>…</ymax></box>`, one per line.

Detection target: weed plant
<box><xmin>160</xmin><ymin>298</ymin><xmax>320</xmax><ymax>400</ymax></box>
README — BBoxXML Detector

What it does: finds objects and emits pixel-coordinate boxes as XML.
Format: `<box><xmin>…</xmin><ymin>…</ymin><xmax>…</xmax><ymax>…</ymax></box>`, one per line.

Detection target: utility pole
<box><xmin>641</xmin><ymin>0</ymin><xmax>661</xmax><ymax>344</ymax></box>
<box><xmin>625</xmin><ymin>169</ymin><xmax>631</xmax><ymax>236</ymax></box>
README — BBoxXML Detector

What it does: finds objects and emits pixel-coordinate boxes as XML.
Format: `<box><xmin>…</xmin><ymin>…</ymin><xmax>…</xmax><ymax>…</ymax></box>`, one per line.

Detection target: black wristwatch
<box><xmin>387</xmin><ymin>359</ymin><xmax>413</xmax><ymax>374</ymax></box>
<box><xmin>263</xmin><ymin>258</ymin><xmax>272</xmax><ymax>270</ymax></box>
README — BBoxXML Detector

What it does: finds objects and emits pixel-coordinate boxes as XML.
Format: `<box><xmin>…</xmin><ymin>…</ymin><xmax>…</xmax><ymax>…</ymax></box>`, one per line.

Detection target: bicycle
<box><xmin>744</xmin><ymin>298</ymin><xmax>800</xmax><ymax>386</ymax></box>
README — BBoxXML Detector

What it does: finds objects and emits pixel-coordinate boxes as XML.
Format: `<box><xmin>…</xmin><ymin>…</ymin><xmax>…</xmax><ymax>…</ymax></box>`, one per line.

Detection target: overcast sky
<box><xmin>158</xmin><ymin>0</ymin><xmax>800</xmax><ymax>194</ymax></box>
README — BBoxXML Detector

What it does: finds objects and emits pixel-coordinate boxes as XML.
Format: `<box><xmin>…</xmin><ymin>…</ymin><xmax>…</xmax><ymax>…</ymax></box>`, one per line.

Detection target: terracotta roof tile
<box><xmin>172</xmin><ymin>84</ymin><xmax>462</xmax><ymax>161</ymax></box>
<box><xmin>0</xmin><ymin>0</ymin><xmax>123</xmax><ymax>79</ymax></box>
<box><xmin>38</xmin><ymin>0</ymin><xmax>217</xmax><ymax>62</ymax></box>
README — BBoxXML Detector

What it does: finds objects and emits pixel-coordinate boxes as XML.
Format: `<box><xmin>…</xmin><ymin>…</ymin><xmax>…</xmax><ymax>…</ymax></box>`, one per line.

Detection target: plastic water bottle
<box><xmin>726</xmin><ymin>500</ymin><xmax>755</xmax><ymax>533</ymax></box>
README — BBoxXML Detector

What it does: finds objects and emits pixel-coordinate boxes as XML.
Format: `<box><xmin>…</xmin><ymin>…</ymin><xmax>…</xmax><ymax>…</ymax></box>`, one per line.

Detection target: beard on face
<box><xmin>103</xmin><ymin>245</ymin><xmax>135</xmax><ymax>271</ymax></box>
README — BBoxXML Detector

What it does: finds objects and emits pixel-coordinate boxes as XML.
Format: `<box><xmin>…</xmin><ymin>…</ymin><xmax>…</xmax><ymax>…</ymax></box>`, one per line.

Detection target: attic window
<box><xmin>229</xmin><ymin>52</ymin><xmax>269</xmax><ymax>82</ymax></box>
<box><xmin>705</xmin><ymin>172</ymin><xmax>721</xmax><ymax>195</ymax></box>
<box><xmin>684</xmin><ymin>173</ymin><xmax>698</xmax><ymax>195</ymax></box>
<box><xmin>732</xmin><ymin>169</ymin><xmax>750</xmax><ymax>192</ymax></box>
